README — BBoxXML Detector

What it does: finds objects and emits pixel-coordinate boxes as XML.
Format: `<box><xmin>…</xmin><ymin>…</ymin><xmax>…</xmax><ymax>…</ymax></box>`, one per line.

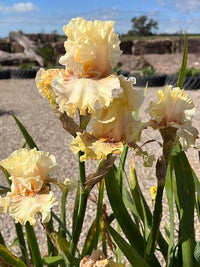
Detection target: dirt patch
<box><xmin>119</xmin><ymin>53</ymin><xmax>200</xmax><ymax>74</ymax></box>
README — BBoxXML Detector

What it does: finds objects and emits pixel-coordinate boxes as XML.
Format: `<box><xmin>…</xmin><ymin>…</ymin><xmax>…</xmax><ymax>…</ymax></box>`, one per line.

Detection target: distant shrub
<box><xmin>19</xmin><ymin>63</ymin><xmax>35</xmax><ymax>70</ymax></box>
<box><xmin>0</xmin><ymin>64</ymin><xmax>2</xmax><ymax>70</ymax></box>
<box><xmin>38</xmin><ymin>45</ymin><xmax>58</xmax><ymax>67</ymax></box>
<box><xmin>140</xmin><ymin>66</ymin><xmax>156</xmax><ymax>76</ymax></box>
<box><xmin>184</xmin><ymin>67</ymin><xmax>200</xmax><ymax>77</ymax></box>
<box><xmin>113</xmin><ymin>62</ymin><xmax>122</xmax><ymax>73</ymax></box>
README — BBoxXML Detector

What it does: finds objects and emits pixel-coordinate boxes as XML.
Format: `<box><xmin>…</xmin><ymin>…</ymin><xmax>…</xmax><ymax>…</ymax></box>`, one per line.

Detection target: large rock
<box><xmin>0</xmin><ymin>31</ymin><xmax>43</xmax><ymax>66</ymax></box>
<box><xmin>0</xmin><ymin>40</ymin><xmax>11</xmax><ymax>53</ymax></box>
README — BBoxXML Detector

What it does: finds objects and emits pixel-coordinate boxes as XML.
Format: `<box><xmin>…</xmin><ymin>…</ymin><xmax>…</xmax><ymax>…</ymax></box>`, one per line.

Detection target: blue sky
<box><xmin>0</xmin><ymin>0</ymin><xmax>200</xmax><ymax>37</ymax></box>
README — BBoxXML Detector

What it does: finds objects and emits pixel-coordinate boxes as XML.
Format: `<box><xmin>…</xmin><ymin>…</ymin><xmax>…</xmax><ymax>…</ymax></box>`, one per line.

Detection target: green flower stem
<box><xmin>59</xmin><ymin>191</ymin><xmax>68</xmax><ymax>238</ymax></box>
<box><xmin>145</xmin><ymin>184</ymin><xmax>164</xmax><ymax>261</ymax></box>
<box><xmin>117</xmin><ymin>145</ymin><xmax>128</xmax><ymax>190</ymax></box>
<box><xmin>45</xmin><ymin>218</ymin><xmax>58</xmax><ymax>257</ymax></box>
<box><xmin>72</xmin><ymin>181</ymin><xmax>80</xmax><ymax>235</ymax></box>
<box><xmin>15</xmin><ymin>223</ymin><xmax>28</xmax><ymax>261</ymax></box>
<box><xmin>94</xmin><ymin>180</ymin><xmax>105</xmax><ymax>249</ymax></box>
<box><xmin>25</xmin><ymin>222</ymin><xmax>43</xmax><ymax>267</ymax></box>
<box><xmin>69</xmin><ymin>151</ymin><xmax>88</xmax><ymax>265</ymax></box>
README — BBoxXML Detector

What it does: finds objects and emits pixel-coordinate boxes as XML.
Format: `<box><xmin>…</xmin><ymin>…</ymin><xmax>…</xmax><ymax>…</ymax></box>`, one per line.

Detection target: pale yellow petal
<box><xmin>9</xmin><ymin>192</ymin><xmax>57</xmax><ymax>225</ymax></box>
<box><xmin>51</xmin><ymin>74</ymin><xmax>120</xmax><ymax>117</ymax></box>
<box><xmin>145</xmin><ymin>86</ymin><xmax>198</xmax><ymax>149</ymax></box>
<box><xmin>92</xmin><ymin>98</ymin><xmax>142</xmax><ymax>143</ymax></box>
<box><xmin>70</xmin><ymin>132</ymin><xmax>123</xmax><ymax>161</ymax></box>
<box><xmin>0</xmin><ymin>148</ymin><xmax>57</xmax><ymax>194</ymax></box>
<box><xmin>35</xmin><ymin>68</ymin><xmax>66</xmax><ymax>107</ymax></box>
<box><xmin>170</xmin><ymin>122</ymin><xmax>199</xmax><ymax>150</ymax></box>
<box><xmin>118</xmin><ymin>75</ymin><xmax>144</xmax><ymax>112</ymax></box>
<box><xmin>1</xmin><ymin>148</ymin><xmax>57</xmax><ymax>179</ymax></box>
<box><xmin>59</xmin><ymin>17</ymin><xmax>121</xmax><ymax>77</ymax></box>
<box><xmin>146</xmin><ymin>86</ymin><xmax>195</xmax><ymax>125</ymax></box>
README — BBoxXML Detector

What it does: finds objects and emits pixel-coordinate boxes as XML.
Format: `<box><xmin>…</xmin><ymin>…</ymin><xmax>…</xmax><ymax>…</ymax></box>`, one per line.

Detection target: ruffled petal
<box><xmin>59</xmin><ymin>17</ymin><xmax>121</xmax><ymax>77</ymax></box>
<box><xmin>146</xmin><ymin>86</ymin><xmax>195</xmax><ymax>125</ymax></box>
<box><xmin>118</xmin><ymin>75</ymin><xmax>144</xmax><ymax>111</ymax></box>
<box><xmin>51</xmin><ymin>73</ymin><xmax>121</xmax><ymax>117</ymax></box>
<box><xmin>35</xmin><ymin>68</ymin><xmax>66</xmax><ymax>107</ymax></box>
<box><xmin>92</xmin><ymin>101</ymin><xmax>142</xmax><ymax>143</ymax></box>
<box><xmin>0</xmin><ymin>148</ymin><xmax>57</xmax><ymax>194</ymax></box>
<box><xmin>70</xmin><ymin>132</ymin><xmax>123</xmax><ymax>161</ymax></box>
<box><xmin>170</xmin><ymin>122</ymin><xmax>199</xmax><ymax>150</ymax></box>
<box><xmin>8</xmin><ymin>192</ymin><xmax>57</xmax><ymax>225</ymax></box>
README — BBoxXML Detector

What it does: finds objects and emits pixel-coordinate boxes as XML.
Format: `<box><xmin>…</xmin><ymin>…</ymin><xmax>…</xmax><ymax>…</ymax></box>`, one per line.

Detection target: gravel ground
<box><xmin>0</xmin><ymin>78</ymin><xmax>200</xmax><ymax>264</ymax></box>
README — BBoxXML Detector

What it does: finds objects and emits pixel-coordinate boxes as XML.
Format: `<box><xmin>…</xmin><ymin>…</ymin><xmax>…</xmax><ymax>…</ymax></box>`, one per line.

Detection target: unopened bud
<box><xmin>156</xmin><ymin>156</ymin><xmax>166</xmax><ymax>186</ymax></box>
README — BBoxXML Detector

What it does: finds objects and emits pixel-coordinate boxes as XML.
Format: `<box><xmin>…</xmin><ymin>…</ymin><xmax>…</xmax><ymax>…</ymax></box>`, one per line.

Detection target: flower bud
<box><xmin>156</xmin><ymin>156</ymin><xmax>166</xmax><ymax>186</ymax></box>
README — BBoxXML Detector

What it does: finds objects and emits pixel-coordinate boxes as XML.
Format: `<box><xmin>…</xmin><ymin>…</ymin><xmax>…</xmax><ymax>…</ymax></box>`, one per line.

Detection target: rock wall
<box><xmin>1</xmin><ymin>33</ymin><xmax>200</xmax><ymax>65</ymax></box>
<box><xmin>25</xmin><ymin>33</ymin><xmax>58</xmax><ymax>44</ymax></box>
<box><xmin>133</xmin><ymin>39</ymin><xmax>172</xmax><ymax>55</ymax></box>
<box><xmin>120</xmin><ymin>38</ymin><xmax>200</xmax><ymax>55</ymax></box>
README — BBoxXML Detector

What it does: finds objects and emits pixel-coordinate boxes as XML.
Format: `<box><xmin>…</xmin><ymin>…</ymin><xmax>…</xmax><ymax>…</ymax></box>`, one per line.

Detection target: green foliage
<box><xmin>128</xmin><ymin>15</ymin><xmax>158</xmax><ymax>36</ymax></box>
<box><xmin>113</xmin><ymin>62</ymin><xmax>122</xmax><ymax>73</ymax></box>
<box><xmin>0</xmin><ymin>244</ymin><xmax>26</xmax><ymax>267</ymax></box>
<box><xmin>183</xmin><ymin>67</ymin><xmax>200</xmax><ymax>77</ymax></box>
<box><xmin>19</xmin><ymin>63</ymin><xmax>35</xmax><ymax>70</ymax></box>
<box><xmin>38</xmin><ymin>45</ymin><xmax>58</xmax><ymax>67</ymax></box>
<box><xmin>140</xmin><ymin>66</ymin><xmax>156</xmax><ymax>76</ymax></box>
<box><xmin>0</xmin><ymin>64</ymin><xmax>2</xmax><ymax>70</ymax></box>
<box><xmin>177</xmin><ymin>35</ymin><xmax>188</xmax><ymax>88</ymax></box>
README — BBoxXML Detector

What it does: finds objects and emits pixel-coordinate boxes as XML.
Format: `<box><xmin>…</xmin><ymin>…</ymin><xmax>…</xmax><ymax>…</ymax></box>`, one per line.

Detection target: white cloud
<box><xmin>175</xmin><ymin>0</ymin><xmax>200</xmax><ymax>12</ymax></box>
<box><xmin>83</xmin><ymin>7</ymin><xmax>119</xmax><ymax>21</ymax></box>
<box><xmin>0</xmin><ymin>2</ymin><xmax>39</xmax><ymax>14</ymax></box>
<box><xmin>158</xmin><ymin>0</ymin><xmax>200</xmax><ymax>12</ymax></box>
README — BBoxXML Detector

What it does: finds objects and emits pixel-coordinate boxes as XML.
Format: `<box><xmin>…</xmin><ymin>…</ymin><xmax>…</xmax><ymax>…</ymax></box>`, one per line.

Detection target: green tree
<box><xmin>129</xmin><ymin>15</ymin><xmax>158</xmax><ymax>36</ymax></box>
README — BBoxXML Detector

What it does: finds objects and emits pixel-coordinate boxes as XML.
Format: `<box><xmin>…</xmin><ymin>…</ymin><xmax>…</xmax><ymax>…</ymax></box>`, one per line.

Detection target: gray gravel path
<box><xmin>0</xmin><ymin>79</ymin><xmax>200</xmax><ymax>263</ymax></box>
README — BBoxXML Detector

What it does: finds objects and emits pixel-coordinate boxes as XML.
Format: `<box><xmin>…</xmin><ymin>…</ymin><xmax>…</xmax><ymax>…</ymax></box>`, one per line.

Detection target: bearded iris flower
<box><xmin>0</xmin><ymin>148</ymin><xmax>57</xmax><ymax>225</ymax></box>
<box><xmin>145</xmin><ymin>85</ymin><xmax>198</xmax><ymax>152</ymax></box>
<box><xmin>36</xmin><ymin>17</ymin><xmax>122</xmax><ymax>118</ymax></box>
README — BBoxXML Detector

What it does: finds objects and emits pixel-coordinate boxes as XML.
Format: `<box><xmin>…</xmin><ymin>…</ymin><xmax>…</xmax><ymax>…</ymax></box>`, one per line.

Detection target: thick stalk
<box><xmin>25</xmin><ymin>222</ymin><xmax>43</xmax><ymax>267</ymax></box>
<box><xmin>69</xmin><ymin>151</ymin><xmax>88</xmax><ymax>265</ymax></box>
<box><xmin>93</xmin><ymin>180</ymin><xmax>104</xmax><ymax>249</ymax></box>
<box><xmin>59</xmin><ymin>191</ymin><xmax>68</xmax><ymax>238</ymax></box>
<box><xmin>15</xmin><ymin>223</ymin><xmax>28</xmax><ymax>261</ymax></box>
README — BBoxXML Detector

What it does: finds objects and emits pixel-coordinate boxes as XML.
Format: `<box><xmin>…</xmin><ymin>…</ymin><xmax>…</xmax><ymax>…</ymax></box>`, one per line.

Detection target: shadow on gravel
<box><xmin>0</xmin><ymin>110</ymin><xmax>15</xmax><ymax>116</ymax></box>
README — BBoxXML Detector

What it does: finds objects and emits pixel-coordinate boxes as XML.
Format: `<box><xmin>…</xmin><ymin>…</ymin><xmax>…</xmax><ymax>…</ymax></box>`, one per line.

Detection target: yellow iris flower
<box><xmin>36</xmin><ymin>17</ymin><xmax>122</xmax><ymax>118</ymax></box>
<box><xmin>60</xmin><ymin>17</ymin><xmax>121</xmax><ymax>77</ymax></box>
<box><xmin>0</xmin><ymin>148</ymin><xmax>57</xmax><ymax>225</ymax></box>
<box><xmin>145</xmin><ymin>85</ymin><xmax>198</xmax><ymax>150</ymax></box>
